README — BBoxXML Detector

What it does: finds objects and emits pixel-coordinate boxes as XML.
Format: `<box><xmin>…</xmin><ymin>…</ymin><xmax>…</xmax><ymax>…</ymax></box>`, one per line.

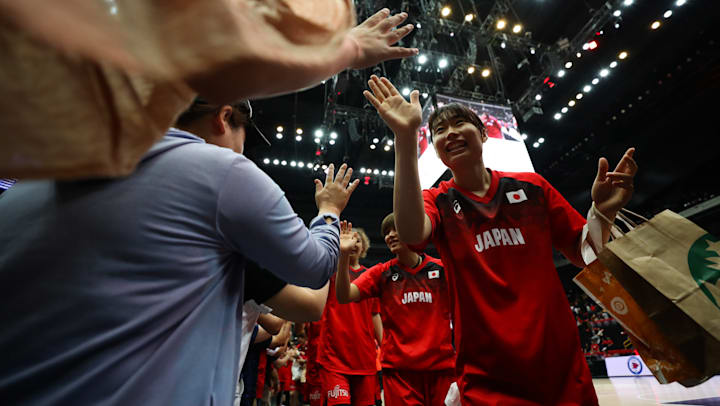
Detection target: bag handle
<box><xmin>591</xmin><ymin>202</ymin><xmax>649</xmax><ymax>239</ymax></box>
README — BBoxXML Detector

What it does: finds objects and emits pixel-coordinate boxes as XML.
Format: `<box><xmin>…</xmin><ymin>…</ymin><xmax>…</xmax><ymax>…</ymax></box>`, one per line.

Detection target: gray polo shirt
<box><xmin>0</xmin><ymin>129</ymin><xmax>339</xmax><ymax>405</ymax></box>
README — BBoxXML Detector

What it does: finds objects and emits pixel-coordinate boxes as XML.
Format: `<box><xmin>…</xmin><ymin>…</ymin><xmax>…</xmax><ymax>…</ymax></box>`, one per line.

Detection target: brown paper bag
<box><xmin>574</xmin><ymin>259</ymin><xmax>707</xmax><ymax>385</ymax></box>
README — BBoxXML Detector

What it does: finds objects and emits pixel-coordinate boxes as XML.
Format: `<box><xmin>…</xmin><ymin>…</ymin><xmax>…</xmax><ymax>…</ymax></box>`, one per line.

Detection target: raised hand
<box><xmin>347</xmin><ymin>9</ymin><xmax>419</xmax><ymax>69</ymax></box>
<box><xmin>363</xmin><ymin>75</ymin><xmax>422</xmax><ymax>138</ymax></box>
<box><xmin>592</xmin><ymin>147</ymin><xmax>638</xmax><ymax>217</ymax></box>
<box><xmin>339</xmin><ymin>221</ymin><xmax>359</xmax><ymax>254</ymax></box>
<box><xmin>314</xmin><ymin>163</ymin><xmax>360</xmax><ymax>217</ymax></box>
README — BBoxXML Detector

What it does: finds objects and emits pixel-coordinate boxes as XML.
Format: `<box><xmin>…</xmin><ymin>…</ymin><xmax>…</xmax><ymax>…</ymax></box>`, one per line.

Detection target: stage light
<box><xmin>592</xmin><ymin>78</ymin><xmax>600</xmax><ymax>85</ymax></box>
<box><xmin>615</xmin><ymin>23</ymin><xmax>620</xmax><ymax>29</ymax></box>
<box><xmin>600</xmin><ymin>69</ymin><xmax>609</xmax><ymax>77</ymax></box>
<box><xmin>329</xmin><ymin>139</ymin><xmax>336</xmax><ymax>145</ymax></box>
<box><xmin>610</xmin><ymin>61</ymin><xmax>618</xmax><ymax>68</ymax></box>
<box><xmin>676</xmin><ymin>0</ymin><xmax>686</xmax><ymax>5</ymax></box>
<box><xmin>418</xmin><ymin>54</ymin><xmax>428</xmax><ymax>64</ymax></box>
<box><xmin>554</xmin><ymin>113</ymin><xmax>562</xmax><ymax>120</ymax></box>
<box><xmin>468</xmin><ymin>66</ymin><xmax>476</xmax><ymax>74</ymax></box>
<box><xmin>538</xmin><ymin>137</ymin><xmax>545</xmax><ymax>144</ymax></box>
<box><xmin>381</xmin><ymin>170</ymin><xmax>388</xmax><ymax>175</ymax></box>
<box><xmin>273</xmin><ymin>159</ymin><xmax>279</xmax><ymax>165</ymax></box>
<box><xmin>465</xmin><ymin>14</ymin><xmax>474</xmax><ymax>22</ymax></box>
<box><xmin>583</xmin><ymin>85</ymin><xmax>592</xmax><ymax>92</ymax></box>
<box><xmin>450</xmin><ymin>32</ymin><xmax>455</xmax><ymax>37</ymax></box>
<box><xmin>441</xmin><ymin>6</ymin><xmax>451</xmax><ymax>17</ymax></box>
<box><xmin>530</xmin><ymin>47</ymin><xmax>536</xmax><ymax>54</ymax></box>
<box><xmin>500</xmin><ymin>42</ymin><xmax>506</xmax><ymax>49</ymax></box>
<box><xmin>535</xmin><ymin>94</ymin><xmax>542</xmax><ymax>101</ymax></box>
<box><xmin>623</xmin><ymin>0</ymin><xmax>633</xmax><ymax>5</ymax></box>
<box><xmin>557</xmin><ymin>69</ymin><xmax>566</xmax><ymax>77</ymax></box>
<box><xmin>577</xmin><ymin>52</ymin><xmax>582</xmax><ymax>58</ymax></box>
<box><xmin>576</xmin><ymin>93</ymin><xmax>583</xmax><ymax>100</ymax></box>
<box><xmin>295</xmin><ymin>135</ymin><xmax>302</xmax><ymax>142</ymax></box>
<box><xmin>314</xmin><ymin>138</ymin><xmax>320</xmax><ymax>144</ymax></box>
<box><xmin>512</xmin><ymin>24</ymin><xmax>523</xmax><ymax>34</ymax></box>
<box><xmin>422</xmin><ymin>92</ymin><xmax>429</xmax><ymax>98</ymax></box>
<box><xmin>389</xmin><ymin>170</ymin><xmax>395</xmax><ymax>177</ymax></box>
<box><xmin>481</xmin><ymin>68</ymin><xmax>491</xmax><ymax>77</ymax></box>
<box><xmin>372</xmin><ymin>137</ymin><xmax>380</xmax><ymax>144</ymax></box>
<box><xmin>651</xmin><ymin>21</ymin><xmax>661</xmax><ymax>30</ymax></box>
<box><xmin>373</xmin><ymin>169</ymin><xmax>380</xmax><ymax>175</ymax></box>
<box><xmin>568</xmin><ymin>100</ymin><xmax>576</xmax><ymax>107</ymax></box>
<box><xmin>298</xmin><ymin>162</ymin><xmax>305</xmax><ymax>168</ymax></box>
<box><xmin>533</xmin><ymin>142</ymin><xmax>540</xmax><ymax>148</ymax></box>
<box><xmin>276</xmin><ymin>126</ymin><xmax>284</xmax><ymax>132</ymax></box>
<box><xmin>290</xmin><ymin>161</ymin><xmax>297</xmax><ymax>167</ymax></box>
<box><xmin>618</xmin><ymin>51</ymin><xmax>628</xmax><ymax>60</ymax></box>
<box><xmin>561</xmin><ymin>107</ymin><xmax>568</xmax><ymax>113</ymax></box>
<box><xmin>565</xmin><ymin>61</ymin><xmax>573</xmax><ymax>69</ymax></box>
<box><xmin>276</xmin><ymin>133</ymin><xmax>283</xmax><ymax>139</ymax></box>
<box><xmin>296</xmin><ymin>128</ymin><xmax>303</xmax><ymax>135</ymax></box>
<box><xmin>496</xmin><ymin>19</ymin><xmax>507</xmax><ymax>30</ymax></box>
<box><xmin>330</xmin><ymin>132</ymin><xmax>338</xmax><ymax>139</ymax></box>
<box><xmin>416</xmin><ymin>22</ymin><xmax>422</xmax><ymax>28</ymax></box>
<box><xmin>384</xmin><ymin>145</ymin><xmax>391</xmax><ymax>151</ymax></box>
<box><xmin>588</xmin><ymin>40</ymin><xmax>598</xmax><ymax>50</ymax></box>
<box><xmin>281</xmin><ymin>160</ymin><xmax>287</xmax><ymax>166</ymax></box>
<box><xmin>263</xmin><ymin>158</ymin><xmax>270</xmax><ymax>164</ymax></box>
<box><xmin>370</xmin><ymin>144</ymin><xmax>376</xmax><ymax>150</ymax></box>
<box><xmin>402</xmin><ymin>87</ymin><xmax>411</xmax><ymax>96</ymax></box>
<box><xmin>387</xmin><ymin>139</ymin><xmax>394</xmax><ymax>146</ymax></box>
<box><xmin>322</xmin><ymin>164</ymin><xmax>328</xmax><ymax>170</ymax></box>
<box><xmin>360</xmin><ymin>168</ymin><xmax>366</xmax><ymax>173</ymax></box>
<box><xmin>613</xmin><ymin>10</ymin><xmax>622</xmax><ymax>17</ymax></box>
<box><xmin>521</xmin><ymin>133</ymin><xmax>528</xmax><ymax>140</ymax></box>
<box><xmin>439</xmin><ymin>58</ymin><xmax>448</xmax><ymax>68</ymax></box>
<box><xmin>664</xmin><ymin>10</ymin><xmax>673</xmax><ymax>18</ymax></box>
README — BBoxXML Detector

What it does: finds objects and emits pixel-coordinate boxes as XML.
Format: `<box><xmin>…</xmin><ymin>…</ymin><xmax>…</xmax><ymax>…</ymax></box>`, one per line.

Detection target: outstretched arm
<box><xmin>335</xmin><ymin>221</ymin><xmax>363</xmax><ymax>304</ymax></box>
<box><xmin>363</xmin><ymin>76</ymin><xmax>432</xmax><ymax>245</ymax></box>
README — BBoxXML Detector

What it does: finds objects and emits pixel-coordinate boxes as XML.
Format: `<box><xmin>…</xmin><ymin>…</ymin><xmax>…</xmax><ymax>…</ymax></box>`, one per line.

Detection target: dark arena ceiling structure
<box><xmin>243</xmin><ymin>0</ymin><xmax>720</xmax><ymax>263</ymax></box>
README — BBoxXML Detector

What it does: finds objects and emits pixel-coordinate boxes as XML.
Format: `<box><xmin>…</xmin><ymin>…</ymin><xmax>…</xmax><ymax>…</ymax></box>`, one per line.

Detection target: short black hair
<box><xmin>175</xmin><ymin>97</ymin><xmax>250</xmax><ymax>130</ymax></box>
<box><xmin>380</xmin><ymin>213</ymin><xmax>395</xmax><ymax>237</ymax></box>
<box><xmin>427</xmin><ymin>103</ymin><xmax>485</xmax><ymax>143</ymax></box>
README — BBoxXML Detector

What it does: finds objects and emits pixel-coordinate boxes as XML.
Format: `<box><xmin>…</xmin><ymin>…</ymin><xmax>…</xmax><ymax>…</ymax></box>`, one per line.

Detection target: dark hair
<box><xmin>427</xmin><ymin>103</ymin><xmax>485</xmax><ymax>142</ymax></box>
<box><xmin>175</xmin><ymin>98</ymin><xmax>250</xmax><ymax>130</ymax></box>
<box><xmin>380</xmin><ymin>213</ymin><xmax>395</xmax><ymax>237</ymax></box>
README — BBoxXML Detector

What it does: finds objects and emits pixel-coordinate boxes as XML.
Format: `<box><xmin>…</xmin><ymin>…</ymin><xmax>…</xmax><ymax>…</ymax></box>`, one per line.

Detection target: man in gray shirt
<box><xmin>0</xmin><ymin>97</ymin><xmax>358</xmax><ymax>405</ymax></box>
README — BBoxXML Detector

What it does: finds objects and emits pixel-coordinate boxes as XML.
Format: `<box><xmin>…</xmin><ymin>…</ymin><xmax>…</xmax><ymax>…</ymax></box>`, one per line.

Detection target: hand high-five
<box><xmin>314</xmin><ymin>163</ymin><xmax>360</xmax><ymax>217</ymax></box>
<box><xmin>339</xmin><ymin>221</ymin><xmax>359</xmax><ymax>254</ymax></box>
<box><xmin>348</xmin><ymin>9</ymin><xmax>419</xmax><ymax>69</ymax></box>
<box><xmin>363</xmin><ymin>75</ymin><xmax>422</xmax><ymax>139</ymax></box>
<box><xmin>592</xmin><ymin>147</ymin><xmax>638</xmax><ymax>217</ymax></box>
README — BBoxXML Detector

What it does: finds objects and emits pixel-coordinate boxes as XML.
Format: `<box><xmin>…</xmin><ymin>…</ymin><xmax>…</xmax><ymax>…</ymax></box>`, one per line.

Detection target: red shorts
<box><xmin>320</xmin><ymin>367</ymin><xmax>376</xmax><ymax>406</ymax></box>
<box><xmin>307</xmin><ymin>383</ymin><xmax>324</xmax><ymax>406</ymax></box>
<box><xmin>382</xmin><ymin>369</ymin><xmax>455</xmax><ymax>406</ymax></box>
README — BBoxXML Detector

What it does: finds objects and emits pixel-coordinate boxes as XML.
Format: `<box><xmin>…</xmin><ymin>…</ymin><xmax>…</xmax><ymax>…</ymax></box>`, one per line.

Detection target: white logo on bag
<box><xmin>328</xmin><ymin>385</ymin><xmax>348</xmax><ymax>399</ymax></box>
<box><xmin>611</xmin><ymin>297</ymin><xmax>628</xmax><ymax>315</ymax></box>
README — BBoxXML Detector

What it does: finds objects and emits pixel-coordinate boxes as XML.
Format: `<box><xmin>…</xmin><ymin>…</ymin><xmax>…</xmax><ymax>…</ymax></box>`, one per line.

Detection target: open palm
<box><xmin>363</xmin><ymin>75</ymin><xmax>422</xmax><ymax>137</ymax></box>
<box><xmin>592</xmin><ymin>148</ymin><xmax>638</xmax><ymax>217</ymax></box>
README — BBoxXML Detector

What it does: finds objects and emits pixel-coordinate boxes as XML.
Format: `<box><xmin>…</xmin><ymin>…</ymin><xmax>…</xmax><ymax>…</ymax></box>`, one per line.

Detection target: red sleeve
<box><xmin>353</xmin><ymin>263</ymin><xmax>385</xmax><ymax>300</ymax></box>
<box><xmin>539</xmin><ymin>175</ymin><xmax>586</xmax><ymax>264</ymax></box>
<box><xmin>371</xmin><ymin>298</ymin><xmax>381</xmax><ymax>314</ymax></box>
<box><xmin>408</xmin><ymin>188</ymin><xmax>441</xmax><ymax>252</ymax></box>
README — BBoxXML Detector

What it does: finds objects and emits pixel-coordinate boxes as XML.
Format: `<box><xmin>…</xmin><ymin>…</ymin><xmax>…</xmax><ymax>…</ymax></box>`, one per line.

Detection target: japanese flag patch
<box><xmin>428</xmin><ymin>270</ymin><xmax>440</xmax><ymax>279</ymax></box>
<box><xmin>506</xmin><ymin>189</ymin><xmax>528</xmax><ymax>204</ymax></box>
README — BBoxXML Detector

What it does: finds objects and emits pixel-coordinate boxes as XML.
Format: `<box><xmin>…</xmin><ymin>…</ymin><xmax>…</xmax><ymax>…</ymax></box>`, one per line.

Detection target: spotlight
<box><xmin>281</xmin><ymin>160</ymin><xmax>287</xmax><ymax>166</ymax></box>
<box><xmin>273</xmin><ymin>159</ymin><xmax>279</xmax><ymax>165</ymax></box>
<box><xmin>568</xmin><ymin>100</ymin><xmax>576</xmax><ymax>107</ymax></box>
<box><xmin>387</xmin><ymin>139</ymin><xmax>394</xmax><ymax>146</ymax></box>
<box><xmin>554</xmin><ymin>113</ymin><xmax>562</xmax><ymax>120</ymax></box>
<box><xmin>381</xmin><ymin>170</ymin><xmax>388</xmax><ymax>175</ymax></box>
<box><xmin>298</xmin><ymin>162</ymin><xmax>305</xmax><ymax>168</ymax></box>
<box><xmin>615</xmin><ymin>23</ymin><xmax>621</xmax><ymax>29</ymax></box>
<box><xmin>373</xmin><ymin>169</ymin><xmax>380</xmax><ymax>175</ymax></box>
<box><xmin>329</xmin><ymin>139</ymin><xmax>336</xmax><ymax>145</ymax></box>
<box><xmin>360</xmin><ymin>168</ymin><xmax>366</xmax><ymax>173</ymax></box>
<box><xmin>276</xmin><ymin>126</ymin><xmax>284</xmax><ymax>132</ymax></box>
<box><xmin>496</xmin><ymin>19</ymin><xmax>507</xmax><ymax>30</ymax></box>
<box><xmin>439</xmin><ymin>58</ymin><xmax>448</xmax><ymax>68</ymax></box>
<box><xmin>465</xmin><ymin>13</ymin><xmax>474</xmax><ymax>22</ymax></box>
<box><xmin>370</xmin><ymin>144</ymin><xmax>376</xmax><ymax>150</ymax></box>
<box><xmin>295</xmin><ymin>135</ymin><xmax>302</xmax><ymax>141</ymax></box>
<box><xmin>565</xmin><ymin>61</ymin><xmax>573</xmax><ymax>69</ymax></box>
<box><xmin>276</xmin><ymin>133</ymin><xmax>283</xmax><ymax>139</ymax></box>
<box><xmin>583</xmin><ymin>85</ymin><xmax>592</xmax><ymax>92</ymax></box>
<box><xmin>530</xmin><ymin>47</ymin><xmax>536</xmax><ymax>54</ymax></box>
<box><xmin>418</xmin><ymin>54</ymin><xmax>428</xmax><ymax>64</ymax></box>
<box><xmin>651</xmin><ymin>21</ymin><xmax>661</xmax><ymax>30</ymax></box>
<box><xmin>618</xmin><ymin>51</ymin><xmax>628</xmax><ymax>60</ymax></box>
<box><xmin>561</xmin><ymin>107</ymin><xmax>569</xmax><ymax>113</ymax></box>
<box><xmin>314</xmin><ymin>129</ymin><xmax>323</xmax><ymax>138</ymax></box>
<box><xmin>314</xmin><ymin>138</ymin><xmax>321</xmax><ymax>144</ymax></box>
<box><xmin>296</xmin><ymin>128</ymin><xmax>303</xmax><ymax>135</ymax></box>
<box><xmin>467</xmin><ymin>66</ymin><xmax>476</xmax><ymax>74</ymax></box>
<box><xmin>577</xmin><ymin>52</ymin><xmax>582</xmax><ymax>58</ymax></box>
<box><xmin>521</xmin><ymin>133</ymin><xmax>528</xmax><ymax>140</ymax></box>
<box><xmin>416</xmin><ymin>22</ymin><xmax>422</xmax><ymax>28</ymax></box>
<box><xmin>576</xmin><ymin>93</ymin><xmax>583</xmax><ymax>100</ymax></box>
<box><xmin>263</xmin><ymin>158</ymin><xmax>270</xmax><ymax>164</ymax></box>
<box><xmin>389</xmin><ymin>170</ymin><xmax>395</xmax><ymax>176</ymax></box>
<box><xmin>291</xmin><ymin>161</ymin><xmax>297</xmax><ymax>167</ymax></box>
<box><xmin>372</xmin><ymin>138</ymin><xmax>380</xmax><ymax>144</ymax></box>
<box><xmin>384</xmin><ymin>145</ymin><xmax>391</xmax><ymax>151</ymax></box>
<box><xmin>592</xmin><ymin>78</ymin><xmax>600</xmax><ymax>85</ymax></box>
<box><xmin>402</xmin><ymin>87</ymin><xmax>411</xmax><ymax>96</ymax></box>
<box><xmin>501</xmin><ymin>42</ymin><xmax>506</xmax><ymax>49</ymax></box>
<box><xmin>600</xmin><ymin>69</ymin><xmax>609</xmax><ymax>77</ymax></box>
<box><xmin>533</xmin><ymin>142</ymin><xmax>540</xmax><ymax>148</ymax></box>
<box><xmin>512</xmin><ymin>24</ymin><xmax>523</xmax><ymax>34</ymax></box>
<box><xmin>481</xmin><ymin>68</ymin><xmax>491</xmax><ymax>77</ymax></box>
<box><xmin>613</xmin><ymin>10</ymin><xmax>622</xmax><ymax>17</ymax></box>
<box><xmin>322</xmin><ymin>164</ymin><xmax>328</xmax><ymax>170</ymax></box>
<box><xmin>538</xmin><ymin>137</ymin><xmax>545</xmax><ymax>143</ymax></box>
<box><xmin>664</xmin><ymin>10</ymin><xmax>672</xmax><ymax>18</ymax></box>
<box><xmin>557</xmin><ymin>69</ymin><xmax>566</xmax><ymax>77</ymax></box>
<box><xmin>610</xmin><ymin>61</ymin><xmax>618</xmax><ymax>68</ymax></box>
<box><xmin>676</xmin><ymin>0</ymin><xmax>686</xmax><ymax>5</ymax></box>
<box><xmin>441</xmin><ymin>6</ymin><xmax>451</xmax><ymax>17</ymax></box>
<box><xmin>535</xmin><ymin>94</ymin><xmax>542</xmax><ymax>101</ymax></box>
<box><xmin>330</xmin><ymin>131</ymin><xmax>338</xmax><ymax>139</ymax></box>
<box><xmin>623</xmin><ymin>0</ymin><xmax>633</xmax><ymax>5</ymax></box>
<box><xmin>422</xmin><ymin>92</ymin><xmax>429</xmax><ymax>98</ymax></box>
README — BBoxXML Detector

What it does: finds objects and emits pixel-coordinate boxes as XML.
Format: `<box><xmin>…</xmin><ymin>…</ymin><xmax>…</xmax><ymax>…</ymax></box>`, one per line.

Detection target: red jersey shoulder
<box><xmin>494</xmin><ymin>170</ymin><xmax>549</xmax><ymax>190</ymax></box>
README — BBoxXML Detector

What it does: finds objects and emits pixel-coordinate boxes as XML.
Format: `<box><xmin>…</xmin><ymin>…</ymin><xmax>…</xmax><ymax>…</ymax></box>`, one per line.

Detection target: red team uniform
<box><xmin>317</xmin><ymin>267</ymin><xmax>378</xmax><ymax>406</ymax></box>
<box><xmin>353</xmin><ymin>255</ymin><xmax>455</xmax><ymax>406</ymax></box>
<box><xmin>416</xmin><ymin>170</ymin><xmax>598</xmax><ymax>405</ymax></box>
<box><xmin>305</xmin><ymin>321</ymin><xmax>324</xmax><ymax>406</ymax></box>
